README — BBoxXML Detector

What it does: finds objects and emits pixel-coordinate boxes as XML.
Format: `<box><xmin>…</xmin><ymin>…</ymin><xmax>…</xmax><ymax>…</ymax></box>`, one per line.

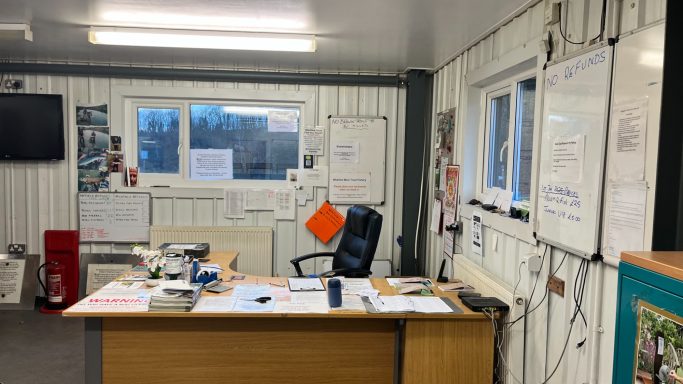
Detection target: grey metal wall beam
<box><xmin>0</xmin><ymin>63</ymin><xmax>404</xmax><ymax>87</ymax></box>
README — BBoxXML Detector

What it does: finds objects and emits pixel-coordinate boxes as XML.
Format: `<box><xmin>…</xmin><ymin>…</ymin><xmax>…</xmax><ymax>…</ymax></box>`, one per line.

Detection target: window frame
<box><xmin>112</xmin><ymin>85</ymin><xmax>315</xmax><ymax>189</ymax></box>
<box><xmin>479</xmin><ymin>69</ymin><xmax>537</xmax><ymax>207</ymax></box>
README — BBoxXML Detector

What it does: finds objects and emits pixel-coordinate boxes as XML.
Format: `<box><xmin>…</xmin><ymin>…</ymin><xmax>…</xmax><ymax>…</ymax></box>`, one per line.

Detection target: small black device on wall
<box><xmin>0</xmin><ymin>94</ymin><xmax>65</xmax><ymax>160</ymax></box>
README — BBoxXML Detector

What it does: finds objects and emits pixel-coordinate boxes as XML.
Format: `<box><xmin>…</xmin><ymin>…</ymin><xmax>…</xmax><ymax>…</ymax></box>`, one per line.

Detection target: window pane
<box><xmin>189</xmin><ymin>105</ymin><xmax>299</xmax><ymax>180</ymax></box>
<box><xmin>487</xmin><ymin>94</ymin><xmax>510</xmax><ymax>189</ymax></box>
<box><xmin>513</xmin><ymin>78</ymin><xmax>536</xmax><ymax>201</ymax></box>
<box><xmin>137</xmin><ymin>107</ymin><xmax>180</xmax><ymax>174</ymax></box>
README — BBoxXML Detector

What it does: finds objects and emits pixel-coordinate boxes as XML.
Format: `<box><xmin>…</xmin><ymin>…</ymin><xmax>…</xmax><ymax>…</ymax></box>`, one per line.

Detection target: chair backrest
<box><xmin>332</xmin><ymin>205</ymin><xmax>383</xmax><ymax>274</ymax></box>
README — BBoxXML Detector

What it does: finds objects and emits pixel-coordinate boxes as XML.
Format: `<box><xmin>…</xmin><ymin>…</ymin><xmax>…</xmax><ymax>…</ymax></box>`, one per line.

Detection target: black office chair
<box><xmin>290</xmin><ymin>205</ymin><xmax>383</xmax><ymax>278</ymax></box>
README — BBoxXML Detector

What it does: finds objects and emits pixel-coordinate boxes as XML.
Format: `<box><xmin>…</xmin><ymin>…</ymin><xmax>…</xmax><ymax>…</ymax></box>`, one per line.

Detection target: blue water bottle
<box><xmin>327</xmin><ymin>278</ymin><xmax>342</xmax><ymax>308</ymax></box>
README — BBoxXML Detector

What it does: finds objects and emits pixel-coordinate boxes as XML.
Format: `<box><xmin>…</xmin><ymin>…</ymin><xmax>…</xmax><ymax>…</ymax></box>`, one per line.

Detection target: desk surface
<box><xmin>621</xmin><ymin>251</ymin><xmax>683</xmax><ymax>282</ymax></box>
<box><xmin>64</xmin><ymin>251</ymin><xmax>483</xmax><ymax>319</ymax></box>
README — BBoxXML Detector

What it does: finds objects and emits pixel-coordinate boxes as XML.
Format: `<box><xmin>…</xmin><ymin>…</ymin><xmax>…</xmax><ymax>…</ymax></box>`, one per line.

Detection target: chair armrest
<box><xmin>319</xmin><ymin>268</ymin><xmax>372</xmax><ymax>278</ymax></box>
<box><xmin>290</xmin><ymin>252</ymin><xmax>335</xmax><ymax>277</ymax></box>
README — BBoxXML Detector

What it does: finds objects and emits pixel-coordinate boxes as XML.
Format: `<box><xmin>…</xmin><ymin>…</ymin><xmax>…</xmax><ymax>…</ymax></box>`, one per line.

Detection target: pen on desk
<box><xmin>269</xmin><ymin>282</ymin><xmax>285</xmax><ymax>287</ymax></box>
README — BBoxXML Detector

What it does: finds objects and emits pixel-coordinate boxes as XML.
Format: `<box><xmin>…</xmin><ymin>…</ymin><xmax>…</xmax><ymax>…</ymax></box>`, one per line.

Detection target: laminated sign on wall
<box><xmin>305</xmin><ymin>201</ymin><xmax>345</xmax><ymax>244</ymax></box>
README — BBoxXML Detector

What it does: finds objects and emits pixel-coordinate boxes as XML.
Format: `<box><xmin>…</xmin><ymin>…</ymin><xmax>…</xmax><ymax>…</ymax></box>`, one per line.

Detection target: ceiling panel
<box><xmin>0</xmin><ymin>0</ymin><xmax>529</xmax><ymax>72</ymax></box>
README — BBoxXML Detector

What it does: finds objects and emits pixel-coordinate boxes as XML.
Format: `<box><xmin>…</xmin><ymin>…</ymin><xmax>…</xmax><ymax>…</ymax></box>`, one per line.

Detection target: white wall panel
<box><xmin>0</xmin><ymin>70</ymin><xmax>405</xmax><ymax>281</ymax></box>
<box><xmin>428</xmin><ymin>1</ymin><xmax>666</xmax><ymax>383</ymax></box>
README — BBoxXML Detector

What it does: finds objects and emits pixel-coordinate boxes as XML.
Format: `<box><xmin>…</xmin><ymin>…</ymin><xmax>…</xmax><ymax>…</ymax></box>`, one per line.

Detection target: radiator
<box><xmin>451</xmin><ymin>253</ymin><xmax>524</xmax><ymax>384</ymax></box>
<box><xmin>150</xmin><ymin>226</ymin><xmax>273</xmax><ymax>276</ymax></box>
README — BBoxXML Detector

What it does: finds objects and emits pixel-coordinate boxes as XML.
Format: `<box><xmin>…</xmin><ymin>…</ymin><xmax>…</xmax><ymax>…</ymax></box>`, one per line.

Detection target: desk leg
<box><xmin>85</xmin><ymin>318</ymin><xmax>102</xmax><ymax>384</ymax></box>
<box><xmin>395</xmin><ymin>319</ymin><xmax>405</xmax><ymax>384</ymax></box>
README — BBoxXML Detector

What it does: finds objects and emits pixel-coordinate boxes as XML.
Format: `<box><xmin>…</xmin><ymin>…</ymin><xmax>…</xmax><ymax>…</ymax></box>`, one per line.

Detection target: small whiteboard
<box><xmin>78</xmin><ymin>192</ymin><xmax>151</xmax><ymax>243</ymax></box>
<box><xmin>535</xmin><ymin>43</ymin><xmax>613</xmax><ymax>259</ymax></box>
<box><xmin>328</xmin><ymin>116</ymin><xmax>387</xmax><ymax>204</ymax></box>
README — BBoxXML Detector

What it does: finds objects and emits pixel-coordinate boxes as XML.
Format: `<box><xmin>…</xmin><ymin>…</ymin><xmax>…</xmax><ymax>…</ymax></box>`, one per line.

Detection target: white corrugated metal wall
<box><xmin>427</xmin><ymin>1</ymin><xmax>666</xmax><ymax>383</ymax></box>
<box><xmin>0</xmin><ymin>68</ymin><xmax>406</xmax><ymax>278</ymax></box>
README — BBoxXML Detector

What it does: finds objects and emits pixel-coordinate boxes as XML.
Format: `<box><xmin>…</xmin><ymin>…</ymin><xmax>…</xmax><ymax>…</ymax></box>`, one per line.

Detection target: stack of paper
<box><xmin>149</xmin><ymin>281</ymin><xmax>203</xmax><ymax>312</ymax></box>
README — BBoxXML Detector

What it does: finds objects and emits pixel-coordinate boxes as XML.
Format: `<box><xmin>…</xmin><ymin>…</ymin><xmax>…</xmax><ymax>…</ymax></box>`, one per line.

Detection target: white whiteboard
<box><xmin>328</xmin><ymin>116</ymin><xmax>387</xmax><ymax>204</ymax></box>
<box><xmin>535</xmin><ymin>44</ymin><xmax>613</xmax><ymax>259</ymax></box>
<box><xmin>78</xmin><ymin>192</ymin><xmax>151</xmax><ymax>243</ymax></box>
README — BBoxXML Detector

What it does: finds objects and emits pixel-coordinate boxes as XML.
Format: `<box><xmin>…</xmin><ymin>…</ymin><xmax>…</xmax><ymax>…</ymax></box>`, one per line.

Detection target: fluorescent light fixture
<box><xmin>101</xmin><ymin>12</ymin><xmax>305</xmax><ymax>30</ymax></box>
<box><xmin>0</xmin><ymin>23</ymin><xmax>33</xmax><ymax>41</ymax></box>
<box><xmin>88</xmin><ymin>27</ymin><xmax>315</xmax><ymax>52</ymax></box>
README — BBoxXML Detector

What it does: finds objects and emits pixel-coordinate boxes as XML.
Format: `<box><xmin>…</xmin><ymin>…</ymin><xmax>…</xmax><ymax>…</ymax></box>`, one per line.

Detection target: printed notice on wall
<box><xmin>551</xmin><ymin>135</ymin><xmax>585</xmax><ymax>183</ymax></box>
<box><xmin>86</xmin><ymin>264</ymin><xmax>133</xmax><ymax>295</ymax></box>
<box><xmin>224</xmin><ymin>189</ymin><xmax>245</xmax><ymax>218</ymax></box>
<box><xmin>331</xmin><ymin>141</ymin><xmax>359</xmax><ymax>164</ymax></box>
<box><xmin>299</xmin><ymin>166</ymin><xmax>329</xmax><ymax>187</ymax></box>
<box><xmin>329</xmin><ymin>172</ymin><xmax>371</xmax><ymax>203</ymax></box>
<box><xmin>609</xmin><ymin>99</ymin><xmax>648</xmax><ymax>181</ymax></box>
<box><xmin>245</xmin><ymin>189</ymin><xmax>276</xmax><ymax>211</ymax></box>
<box><xmin>274</xmin><ymin>190</ymin><xmax>296</xmax><ymax>220</ymax></box>
<box><xmin>0</xmin><ymin>259</ymin><xmax>25</xmax><ymax>304</ymax></box>
<box><xmin>606</xmin><ymin>182</ymin><xmax>646</xmax><ymax>258</ymax></box>
<box><xmin>303</xmin><ymin>126</ymin><xmax>325</xmax><ymax>155</ymax></box>
<box><xmin>471</xmin><ymin>212</ymin><xmax>483</xmax><ymax>255</ymax></box>
<box><xmin>267</xmin><ymin>110</ymin><xmax>299</xmax><ymax>133</ymax></box>
<box><xmin>190</xmin><ymin>149</ymin><xmax>233</xmax><ymax>180</ymax></box>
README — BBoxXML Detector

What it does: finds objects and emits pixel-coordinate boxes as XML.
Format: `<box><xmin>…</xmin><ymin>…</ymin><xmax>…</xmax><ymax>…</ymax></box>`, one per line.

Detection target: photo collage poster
<box><xmin>634</xmin><ymin>301</ymin><xmax>683</xmax><ymax>384</ymax></box>
<box><xmin>77</xmin><ymin>104</ymin><xmax>110</xmax><ymax>192</ymax></box>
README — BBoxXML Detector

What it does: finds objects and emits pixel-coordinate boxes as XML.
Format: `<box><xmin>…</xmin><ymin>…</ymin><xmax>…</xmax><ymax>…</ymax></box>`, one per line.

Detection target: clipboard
<box><xmin>287</xmin><ymin>277</ymin><xmax>325</xmax><ymax>291</ymax></box>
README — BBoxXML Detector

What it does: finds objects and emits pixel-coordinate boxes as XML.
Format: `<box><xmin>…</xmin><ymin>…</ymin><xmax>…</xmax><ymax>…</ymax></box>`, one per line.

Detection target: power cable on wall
<box><xmin>557</xmin><ymin>0</ymin><xmax>607</xmax><ymax>45</ymax></box>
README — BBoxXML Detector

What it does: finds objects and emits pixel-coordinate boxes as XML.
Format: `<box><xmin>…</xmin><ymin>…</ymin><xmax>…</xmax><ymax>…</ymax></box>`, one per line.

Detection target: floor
<box><xmin>0</xmin><ymin>301</ymin><xmax>84</xmax><ymax>384</ymax></box>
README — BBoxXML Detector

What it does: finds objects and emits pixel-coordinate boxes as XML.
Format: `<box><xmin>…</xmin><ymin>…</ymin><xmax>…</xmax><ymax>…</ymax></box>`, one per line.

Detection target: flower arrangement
<box><xmin>131</xmin><ymin>245</ymin><xmax>165</xmax><ymax>279</ymax></box>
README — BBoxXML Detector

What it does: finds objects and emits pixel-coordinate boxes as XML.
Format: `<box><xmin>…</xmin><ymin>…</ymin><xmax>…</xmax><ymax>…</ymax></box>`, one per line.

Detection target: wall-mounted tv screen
<box><xmin>0</xmin><ymin>94</ymin><xmax>65</xmax><ymax>160</ymax></box>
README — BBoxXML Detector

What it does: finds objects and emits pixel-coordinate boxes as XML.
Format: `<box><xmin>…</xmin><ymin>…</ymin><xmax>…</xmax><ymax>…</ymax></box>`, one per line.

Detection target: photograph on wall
<box><xmin>443</xmin><ymin>165</ymin><xmax>460</xmax><ymax>217</ymax></box>
<box><xmin>108</xmin><ymin>152</ymin><xmax>124</xmax><ymax>173</ymax></box>
<box><xmin>110</xmin><ymin>136</ymin><xmax>122</xmax><ymax>151</ymax></box>
<box><xmin>78</xmin><ymin>169</ymin><xmax>109</xmax><ymax>192</ymax></box>
<box><xmin>125</xmin><ymin>167</ymin><xmax>138</xmax><ymax>187</ymax></box>
<box><xmin>436</xmin><ymin>107</ymin><xmax>456</xmax><ymax>159</ymax></box>
<box><xmin>76</xmin><ymin>104</ymin><xmax>108</xmax><ymax>126</ymax></box>
<box><xmin>78</xmin><ymin>126</ymin><xmax>110</xmax><ymax>160</ymax></box>
<box><xmin>633</xmin><ymin>301</ymin><xmax>683</xmax><ymax>384</ymax></box>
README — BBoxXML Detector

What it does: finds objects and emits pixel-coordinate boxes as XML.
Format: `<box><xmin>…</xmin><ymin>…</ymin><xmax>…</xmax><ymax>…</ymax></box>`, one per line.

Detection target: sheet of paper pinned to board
<box><xmin>609</xmin><ymin>99</ymin><xmax>648</xmax><ymax>182</ymax></box>
<box><xmin>299</xmin><ymin>166</ymin><xmax>328</xmax><ymax>187</ymax></box>
<box><xmin>224</xmin><ymin>189</ymin><xmax>245</xmax><ymax>218</ymax></box>
<box><xmin>330</xmin><ymin>140</ymin><xmax>359</xmax><ymax>164</ymax></box>
<box><xmin>551</xmin><ymin>134</ymin><xmax>585</xmax><ymax>183</ymax></box>
<box><xmin>303</xmin><ymin>126</ymin><xmax>325</xmax><ymax>156</ymax></box>
<box><xmin>305</xmin><ymin>201</ymin><xmax>345</xmax><ymax>244</ymax></box>
<box><xmin>606</xmin><ymin>181</ymin><xmax>647</xmax><ymax>258</ymax></box>
<box><xmin>274</xmin><ymin>189</ymin><xmax>295</xmax><ymax>220</ymax></box>
<box><xmin>244</xmin><ymin>189</ymin><xmax>275</xmax><ymax>211</ymax></box>
<box><xmin>328</xmin><ymin>172</ymin><xmax>371</xmax><ymax>203</ymax></box>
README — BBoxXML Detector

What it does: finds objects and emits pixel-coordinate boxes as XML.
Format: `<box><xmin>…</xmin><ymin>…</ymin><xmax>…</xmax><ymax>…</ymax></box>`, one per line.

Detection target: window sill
<box><xmin>459</xmin><ymin>204</ymin><xmax>536</xmax><ymax>245</ymax></box>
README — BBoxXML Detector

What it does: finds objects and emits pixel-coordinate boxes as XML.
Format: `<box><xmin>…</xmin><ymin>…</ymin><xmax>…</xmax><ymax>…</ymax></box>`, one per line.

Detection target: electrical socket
<box><xmin>524</xmin><ymin>253</ymin><xmax>543</xmax><ymax>272</ymax></box>
<box><xmin>7</xmin><ymin>243</ymin><xmax>26</xmax><ymax>254</ymax></box>
<box><xmin>4</xmin><ymin>79</ymin><xmax>23</xmax><ymax>90</ymax></box>
<box><xmin>510</xmin><ymin>295</ymin><xmax>526</xmax><ymax>321</ymax></box>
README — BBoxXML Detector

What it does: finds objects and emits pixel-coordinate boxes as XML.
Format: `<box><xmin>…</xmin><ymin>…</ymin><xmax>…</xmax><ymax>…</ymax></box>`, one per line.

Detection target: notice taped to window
<box><xmin>0</xmin><ymin>259</ymin><xmax>26</xmax><ymax>304</ymax></box>
<box><xmin>329</xmin><ymin>172</ymin><xmax>371</xmax><ymax>203</ymax></box>
<box><xmin>190</xmin><ymin>149</ymin><xmax>233</xmax><ymax>180</ymax></box>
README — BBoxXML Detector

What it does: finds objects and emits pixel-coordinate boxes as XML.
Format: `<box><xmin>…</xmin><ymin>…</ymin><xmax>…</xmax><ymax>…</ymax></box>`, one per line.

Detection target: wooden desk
<box><xmin>64</xmin><ymin>252</ymin><xmax>493</xmax><ymax>384</ymax></box>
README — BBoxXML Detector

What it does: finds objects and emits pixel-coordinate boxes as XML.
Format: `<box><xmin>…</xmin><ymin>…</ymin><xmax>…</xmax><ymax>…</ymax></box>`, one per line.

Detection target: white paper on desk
<box><xmin>369</xmin><ymin>296</ymin><xmax>414</xmax><ymax>313</ymax></box>
<box><xmin>493</xmin><ymin>189</ymin><xmax>513</xmax><ymax>213</ymax></box>
<box><xmin>273</xmin><ymin>301</ymin><xmax>329</xmax><ymax>314</ymax></box>
<box><xmin>101</xmin><ymin>281</ymin><xmax>143</xmax><ymax>290</ymax></box>
<box><xmin>335</xmin><ymin>278</ymin><xmax>375</xmax><ymax>295</ymax></box>
<box><xmin>233</xmin><ymin>299</ymin><xmax>276</xmax><ymax>312</ymax></box>
<box><xmin>430</xmin><ymin>199</ymin><xmax>442</xmax><ymax>233</ymax></box>
<box><xmin>192</xmin><ymin>296</ymin><xmax>236</xmax><ymax>312</ymax></box>
<box><xmin>288</xmin><ymin>277</ymin><xmax>325</xmax><ymax>291</ymax></box>
<box><xmin>386</xmin><ymin>277</ymin><xmax>433</xmax><ymax>288</ymax></box>
<box><xmin>224</xmin><ymin>189</ymin><xmax>245</xmax><ymax>218</ymax></box>
<box><xmin>274</xmin><ymin>189</ymin><xmax>295</xmax><ymax>220</ymax></box>
<box><xmin>330</xmin><ymin>295</ymin><xmax>367</xmax><ymax>312</ymax></box>
<box><xmin>290</xmin><ymin>291</ymin><xmax>328</xmax><ymax>305</ymax></box>
<box><xmin>231</xmin><ymin>284</ymin><xmax>271</xmax><ymax>300</ymax></box>
<box><xmin>606</xmin><ymin>182</ymin><xmax>647</xmax><ymax>258</ymax></box>
<box><xmin>482</xmin><ymin>188</ymin><xmax>499</xmax><ymax>205</ymax></box>
<box><xmin>410</xmin><ymin>297</ymin><xmax>453</xmax><ymax>313</ymax></box>
<box><xmin>609</xmin><ymin>99</ymin><xmax>648</xmax><ymax>181</ymax></box>
<box><xmin>299</xmin><ymin>166</ymin><xmax>328</xmax><ymax>187</ymax></box>
<box><xmin>245</xmin><ymin>189</ymin><xmax>275</xmax><ymax>211</ymax></box>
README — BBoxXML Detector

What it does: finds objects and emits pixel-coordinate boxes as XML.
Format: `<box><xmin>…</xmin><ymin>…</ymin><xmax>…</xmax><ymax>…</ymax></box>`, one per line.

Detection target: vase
<box><xmin>145</xmin><ymin>277</ymin><xmax>162</xmax><ymax>287</ymax></box>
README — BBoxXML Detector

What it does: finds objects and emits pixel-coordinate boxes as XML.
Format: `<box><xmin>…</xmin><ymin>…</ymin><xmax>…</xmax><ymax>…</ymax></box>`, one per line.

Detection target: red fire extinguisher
<box><xmin>38</xmin><ymin>261</ymin><xmax>67</xmax><ymax>311</ymax></box>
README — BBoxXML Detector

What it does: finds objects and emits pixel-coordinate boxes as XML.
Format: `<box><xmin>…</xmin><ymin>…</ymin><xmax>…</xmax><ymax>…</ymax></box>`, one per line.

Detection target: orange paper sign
<box><xmin>306</xmin><ymin>201</ymin><xmax>345</xmax><ymax>244</ymax></box>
